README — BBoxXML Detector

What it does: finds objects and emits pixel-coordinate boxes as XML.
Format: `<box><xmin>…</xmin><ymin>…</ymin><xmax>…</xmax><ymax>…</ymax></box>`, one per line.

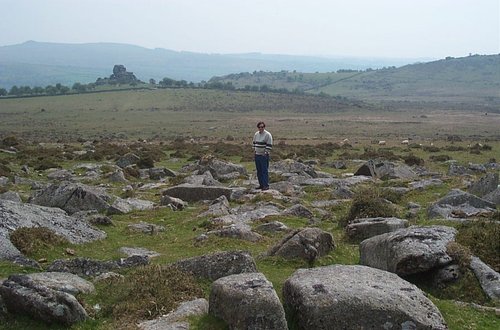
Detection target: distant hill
<box><xmin>0</xmin><ymin>41</ymin><xmax>428</xmax><ymax>89</ymax></box>
<box><xmin>210</xmin><ymin>54</ymin><xmax>500</xmax><ymax>109</ymax></box>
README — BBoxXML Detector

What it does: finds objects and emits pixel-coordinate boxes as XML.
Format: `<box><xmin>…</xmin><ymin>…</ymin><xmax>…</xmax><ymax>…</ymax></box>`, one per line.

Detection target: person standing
<box><xmin>253</xmin><ymin>121</ymin><xmax>273</xmax><ymax>190</ymax></box>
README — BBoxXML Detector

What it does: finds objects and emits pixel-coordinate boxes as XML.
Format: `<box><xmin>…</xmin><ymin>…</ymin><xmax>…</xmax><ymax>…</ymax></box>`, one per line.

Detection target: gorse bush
<box><xmin>402</xmin><ymin>153</ymin><xmax>424</xmax><ymax>166</ymax></box>
<box><xmin>10</xmin><ymin>227</ymin><xmax>69</xmax><ymax>256</ymax></box>
<box><xmin>429</xmin><ymin>154</ymin><xmax>451</xmax><ymax>162</ymax></box>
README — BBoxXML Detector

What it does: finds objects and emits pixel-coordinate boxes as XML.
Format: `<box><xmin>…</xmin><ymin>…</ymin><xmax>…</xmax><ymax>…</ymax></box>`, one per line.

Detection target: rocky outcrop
<box><xmin>0</xmin><ymin>274</ymin><xmax>88</xmax><ymax>326</ymax></box>
<box><xmin>209</xmin><ymin>272</ymin><xmax>287</xmax><ymax>330</ymax></box>
<box><xmin>359</xmin><ymin>226</ymin><xmax>457</xmax><ymax>276</ymax></box>
<box><xmin>283</xmin><ymin>265</ymin><xmax>447</xmax><ymax>329</ymax></box>
<box><xmin>0</xmin><ymin>199</ymin><xmax>106</xmax><ymax>261</ymax></box>
<box><xmin>172</xmin><ymin>251</ymin><xmax>257</xmax><ymax>281</ymax></box>
<box><xmin>95</xmin><ymin>65</ymin><xmax>141</xmax><ymax>85</ymax></box>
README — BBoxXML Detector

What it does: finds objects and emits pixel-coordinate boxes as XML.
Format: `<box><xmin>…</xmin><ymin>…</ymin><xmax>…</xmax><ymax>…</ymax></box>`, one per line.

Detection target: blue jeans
<box><xmin>255</xmin><ymin>154</ymin><xmax>270</xmax><ymax>188</ymax></box>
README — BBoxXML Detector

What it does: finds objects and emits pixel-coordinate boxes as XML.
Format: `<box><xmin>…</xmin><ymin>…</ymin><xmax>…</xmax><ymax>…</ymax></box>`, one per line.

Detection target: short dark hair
<box><xmin>257</xmin><ymin>121</ymin><xmax>265</xmax><ymax>128</ymax></box>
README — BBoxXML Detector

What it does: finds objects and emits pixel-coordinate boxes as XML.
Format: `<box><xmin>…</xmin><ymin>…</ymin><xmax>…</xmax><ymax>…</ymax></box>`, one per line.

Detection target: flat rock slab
<box><xmin>346</xmin><ymin>217</ymin><xmax>408</xmax><ymax>241</ymax></box>
<box><xmin>26</xmin><ymin>272</ymin><xmax>95</xmax><ymax>295</ymax></box>
<box><xmin>162</xmin><ymin>184</ymin><xmax>233</xmax><ymax>202</ymax></box>
<box><xmin>428</xmin><ymin>189</ymin><xmax>496</xmax><ymax>220</ymax></box>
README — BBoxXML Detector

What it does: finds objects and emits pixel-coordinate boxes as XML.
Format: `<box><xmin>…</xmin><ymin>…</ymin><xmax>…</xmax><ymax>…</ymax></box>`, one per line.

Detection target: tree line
<box><xmin>0</xmin><ymin>77</ymin><xmax>319</xmax><ymax>98</ymax></box>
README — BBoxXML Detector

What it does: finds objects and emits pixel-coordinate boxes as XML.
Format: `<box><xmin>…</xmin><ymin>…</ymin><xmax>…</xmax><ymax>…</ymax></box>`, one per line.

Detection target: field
<box><xmin>0</xmin><ymin>88</ymin><xmax>499</xmax><ymax>329</ymax></box>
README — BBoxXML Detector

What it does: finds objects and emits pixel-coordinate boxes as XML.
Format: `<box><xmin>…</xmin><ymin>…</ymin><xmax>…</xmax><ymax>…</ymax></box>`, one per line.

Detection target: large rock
<box><xmin>209</xmin><ymin>272</ymin><xmax>287</xmax><ymax>330</ymax></box>
<box><xmin>161</xmin><ymin>184</ymin><xmax>233</xmax><ymax>202</ymax></box>
<box><xmin>346</xmin><ymin>217</ymin><xmax>408</xmax><ymax>241</ymax></box>
<box><xmin>359</xmin><ymin>225</ymin><xmax>457</xmax><ymax>276</ymax></box>
<box><xmin>108</xmin><ymin>197</ymin><xmax>155</xmax><ymax>214</ymax></box>
<box><xmin>0</xmin><ymin>199</ymin><xmax>106</xmax><ymax>260</ymax></box>
<box><xmin>26</xmin><ymin>272</ymin><xmax>95</xmax><ymax>295</ymax></box>
<box><xmin>138</xmin><ymin>298</ymin><xmax>208</xmax><ymax>330</ymax></box>
<box><xmin>0</xmin><ymin>190</ymin><xmax>22</xmax><ymax>202</ymax></box>
<box><xmin>354</xmin><ymin>160</ymin><xmax>417</xmax><ymax>180</ymax></box>
<box><xmin>467</xmin><ymin>173</ymin><xmax>499</xmax><ymax>197</ymax></box>
<box><xmin>116</xmin><ymin>152</ymin><xmax>140</xmax><ymax>168</ymax></box>
<box><xmin>470</xmin><ymin>256</ymin><xmax>500</xmax><ymax>301</ymax></box>
<box><xmin>29</xmin><ymin>181</ymin><xmax>112</xmax><ymax>214</ymax></box>
<box><xmin>484</xmin><ymin>187</ymin><xmax>500</xmax><ymax>206</ymax></box>
<box><xmin>283</xmin><ymin>265</ymin><xmax>447</xmax><ymax>330</ymax></box>
<box><xmin>198</xmin><ymin>195</ymin><xmax>231</xmax><ymax>217</ymax></box>
<box><xmin>172</xmin><ymin>250</ymin><xmax>257</xmax><ymax>281</ymax></box>
<box><xmin>427</xmin><ymin>189</ymin><xmax>496</xmax><ymax>219</ymax></box>
<box><xmin>281</xmin><ymin>204</ymin><xmax>313</xmax><ymax>218</ymax></box>
<box><xmin>0</xmin><ymin>274</ymin><xmax>88</xmax><ymax>326</ymax></box>
<box><xmin>267</xmin><ymin>228</ymin><xmax>334</xmax><ymax>262</ymax></box>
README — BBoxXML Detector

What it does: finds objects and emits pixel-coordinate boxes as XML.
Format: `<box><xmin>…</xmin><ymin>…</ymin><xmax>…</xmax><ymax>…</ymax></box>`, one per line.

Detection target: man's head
<box><xmin>257</xmin><ymin>121</ymin><xmax>265</xmax><ymax>132</ymax></box>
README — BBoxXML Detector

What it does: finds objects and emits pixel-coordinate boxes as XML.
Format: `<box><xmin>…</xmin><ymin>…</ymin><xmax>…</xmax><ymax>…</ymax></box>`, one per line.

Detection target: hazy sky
<box><xmin>1</xmin><ymin>0</ymin><xmax>498</xmax><ymax>58</ymax></box>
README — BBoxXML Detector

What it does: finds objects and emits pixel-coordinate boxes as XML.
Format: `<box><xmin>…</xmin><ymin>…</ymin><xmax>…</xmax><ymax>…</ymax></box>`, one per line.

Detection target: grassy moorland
<box><xmin>0</xmin><ymin>88</ymin><xmax>499</xmax><ymax>144</ymax></box>
<box><xmin>0</xmin><ymin>88</ymin><xmax>499</xmax><ymax>329</ymax></box>
<box><xmin>210</xmin><ymin>54</ymin><xmax>500</xmax><ymax>109</ymax></box>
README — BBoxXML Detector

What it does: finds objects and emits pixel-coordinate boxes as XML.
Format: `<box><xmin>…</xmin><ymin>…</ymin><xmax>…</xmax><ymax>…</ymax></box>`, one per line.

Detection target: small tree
<box><xmin>9</xmin><ymin>85</ymin><xmax>21</xmax><ymax>96</ymax></box>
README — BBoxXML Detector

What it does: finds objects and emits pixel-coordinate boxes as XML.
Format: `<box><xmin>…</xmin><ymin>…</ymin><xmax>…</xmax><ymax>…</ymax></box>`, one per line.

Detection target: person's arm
<box><xmin>265</xmin><ymin>133</ymin><xmax>273</xmax><ymax>154</ymax></box>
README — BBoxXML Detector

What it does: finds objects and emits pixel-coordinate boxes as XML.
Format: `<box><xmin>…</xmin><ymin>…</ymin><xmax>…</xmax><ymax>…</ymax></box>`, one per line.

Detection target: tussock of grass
<box><xmin>340</xmin><ymin>185</ymin><xmax>398</xmax><ymax>227</ymax></box>
<box><xmin>9</xmin><ymin>227</ymin><xmax>69</xmax><ymax>257</ymax></box>
<box><xmin>95</xmin><ymin>265</ymin><xmax>203</xmax><ymax>328</ymax></box>
<box><xmin>446</xmin><ymin>241</ymin><xmax>472</xmax><ymax>270</ymax></box>
<box><xmin>456</xmin><ymin>220</ymin><xmax>500</xmax><ymax>272</ymax></box>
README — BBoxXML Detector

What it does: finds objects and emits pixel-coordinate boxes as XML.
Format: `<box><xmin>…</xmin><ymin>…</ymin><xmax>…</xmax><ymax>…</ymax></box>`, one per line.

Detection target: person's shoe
<box><xmin>262</xmin><ymin>186</ymin><xmax>269</xmax><ymax>191</ymax></box>
<box><xmin>255</xmin><ymin>186</ymin><xmax>263</xmax><ymax>190</ymax></box>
